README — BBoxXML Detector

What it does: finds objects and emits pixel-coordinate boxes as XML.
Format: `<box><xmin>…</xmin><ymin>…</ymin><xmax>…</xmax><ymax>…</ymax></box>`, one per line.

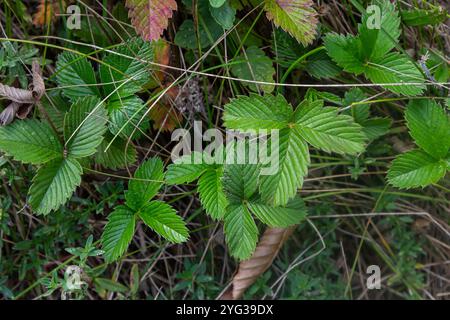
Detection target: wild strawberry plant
<box><xmin>0</xmin><ymin>0</ymin><xmax>448</xmax><ymax>299</ymax></box>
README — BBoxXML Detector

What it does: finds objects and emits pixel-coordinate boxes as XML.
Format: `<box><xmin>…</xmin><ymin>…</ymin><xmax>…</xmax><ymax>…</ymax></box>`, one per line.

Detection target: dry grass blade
<box><xmin>220</xmin><ymin>227</ymin><xmax>295</xmax><ymax>300</ymax></box>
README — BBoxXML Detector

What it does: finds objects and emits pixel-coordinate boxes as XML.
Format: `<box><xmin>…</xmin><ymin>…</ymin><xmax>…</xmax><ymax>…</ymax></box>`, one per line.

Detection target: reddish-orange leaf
<box><xmin>125</xmin><ymin>0</ymin><xmax>178</xmax><ymax>41</ymax></box>
<box><xmin>149</xmin><ymin>86</ymin><xmax>182</xmax><ymax>132</ymax></box>
<box><xmin>33</xmin><ymin>0</ymin><xmax>66</xmax><ymax>27</ymax></box>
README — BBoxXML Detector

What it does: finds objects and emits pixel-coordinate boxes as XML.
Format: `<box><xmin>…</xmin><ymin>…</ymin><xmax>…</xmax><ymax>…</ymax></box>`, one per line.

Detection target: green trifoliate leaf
<box><xmin>56</xmin><ymin>52</ymin><xmax>100</xmax><ymax>101</ymax></box>
<box><xmin>138</xmin><ymin>200</ymin><xmax>189</xmax><ymax>243</ymax></box>
<box><xmin>125</xmin><ymin>157</ymin><xmax>164</xmax><ymax>210</ymax></box>
<box><xmin>28</xmin><ymin>157</ymin><xmax>82</xmax><ymax>215</ymax></box>
<box><xmin>364</xmin><ymin>52</ymin><xmax>426</xmax><ymax>96</ymax></box>
<box><xmin>405</xmin><ymin>99</ymin><xmax>450</xmax><ymax>159</ymax></box>
<box><xmin>231</xmin><ymin>46</ymin><xmax>275</xmax><ymax>93</ymax></box>
<box><xmin>387</xmin><ymin>149</ymin><xmax>447</xmax><ymax>189</ymax></box>
<box><xmin>101</xmin><ymin>205</ymin><xmax>136</xmax><ymax>262</ymax></box>
<box><xmin>64</xmin><ymin>96</ymin><xmax>108</xmax><ymax>158</ymax></box>
<box><xmin>294</xmin><ymin>100</ymin><xmax>366</xmax><ymax>154</ymax></box>
<box><xmin>0</xmin><ymin>119</ymin><xmax>62</xmax><ymax>164</ymax></box>
<box><xmin>264</xmin><ymin>0</ymin><xmax>318</xmax><ymax>46</ymax></box>
<box><xmin>223</xmin><ymin>204</ymin><xmax>258</xmax><ymax>260</ymax></box>
<box><xmin>223</xmin><ymin>94</ymin><xmax>366</xmax><ymax>206</ymax></box>
<box><xmin>99</xmin><ymin>38</ymin><xmax>153</xmax><ymax>101</ymax></box>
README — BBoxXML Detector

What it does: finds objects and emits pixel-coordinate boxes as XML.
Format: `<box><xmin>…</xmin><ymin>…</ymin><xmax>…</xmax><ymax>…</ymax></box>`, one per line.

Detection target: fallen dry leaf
<box><xmin>33</xmin><ymin>0</ymin><xmax>66</xmax><ymax>27</ymax></box>
<box><xmin>220</xmin><ymin>226</ymin><xmax>295</xmax><ymax>300</ymax></box>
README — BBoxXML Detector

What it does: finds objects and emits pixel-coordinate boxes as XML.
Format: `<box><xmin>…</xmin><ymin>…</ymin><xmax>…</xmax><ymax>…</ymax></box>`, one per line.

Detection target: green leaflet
<box><xmin>94</xmin><ymin>278</ymin><xmax>129</xmax><ymax>293</ymax></box>
<box><xmin>28</xmin><ymin>157</ymin><xmax>82</xmax><ymax>215</ymax></box>
<box><xmin>343</xmin><ymin>88</ymin><xmax>369</xmax><ymax>122</ymax></box>
<box><xmin>259</xmin><ymin>127</ymin><xmax>309</xmax><ymax>206</ymax></box>
<box><xmin>107</xmin><ymin>95</ymin><xmax>150</xmax><ymax>140</ymax></box>
<box><xmin>358</xmin><ymin>0</ymin><xmax>401</xmax><ymax>60</ymax></box>
<box><xmin>56</xmin><ymin>52</ymin><xmax>100</xmax><ymax>101</ymax></box>
<box><xmin>223</xmin><ymin>204</ymin><xmax>258</xmax><ymax>260</ymax></box>
<box><xmin>0</xmin><ymin>119</ymin><xmax>62</xmax><ymax>164</ymax></box>
<box><xmin>64</xmin><ymin>96</ymin><xmax>108</xmax><ymax>158</ymax></box>
<box><xmin>400</xmin><ymin>8</ymin><xmax>447</xmax><ymax>27</ymax></box>
<box><xmin>197</xmin><ymin>167</ymin><xmax>228</xmax><ymax>220</ymax></box>
<box><xmin>343</xmin><ymin>88</ymin><xmax>391</xmax><ymax>141</ymax></box>
<box><xmin>305</xmin><ymin>89</ymin><xmax>343</xmax><ymax>106</ymax></box>
<box><xmin>323</xmin><ymin>33</ymin><xmax>365</xmax><ymax>75</ymax></box>
<box><xmin>223</xmin><ymin>93</ymin><xmax>292</xmax><ymax>130</ymax></box>
<box><xmin>126</xmin><ymin>157</ymin><xmax>164</xmax><ymax>210</ymax></box>
<box><xmin>230</xmin><ymin>46</ymin><xmax>275</xmax><ymax>93</ymax></box>
<box><xmin>360</xmin><ymin>118</ymin><xmax>392</xmax><ymax>141</ymax></box>
<box><xmin>405</xmin><ymin>99</ymin><xmax>450</xmax><ymax>159</ymax></box>
<box><xmin>365</xmin><ymin>53</ymin><xmax>426</xmax><ymax>96</ymax></box>
<box><xmin>209</xmin><ymin>0</ymin><xmax>226</xmax><ymax>7</ymax></box>
<box><xmin>304</xmin><ymin>50</ymin><xmax>341</xmax><ymax>80</ymax></box>
<box><xmin>223</xmin><ymin>163</ymin><xmax>260</xmax><ymax>203</ymax></box>
<box><xmin>139</xmin><ymin>200</ymin><xmax>189</xmax><ymax>243</ymax></box>
<box><xmin>387</xmin><ymin>150</ymin><xmax>447</xmax><ymax>189</ymax></box>
<box><xmin>247</xmin><ymin>197</ymin><xmax>307</xmax><ymax>227</ymax></box>
<box><xmin>101</xmin><ymin>205</ymin><xmax>136</xmax><ymax>263</ymax></box>
<box><xmin>166</xmin><ymin>153</ymin><xmax>209</xmax><ymax>185</ymax></box>
<box><xmin>294</xmin><ymin>100</ymin><xmax>366</xmax><ymax>155</ymax></box>
<box><xmin>272</xmin><ymin>28</ymin><xmax>305</xmax><ymax>69</ymax></box>
<box><xmin>40</xmin><ymin>92</ymin><xmax>71</xmax><ymax>133</ymax></box>
<box><xmin>99</xmin><ymin>38</ymin><xmax>154</xmax><ymax>101</ymax></box>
